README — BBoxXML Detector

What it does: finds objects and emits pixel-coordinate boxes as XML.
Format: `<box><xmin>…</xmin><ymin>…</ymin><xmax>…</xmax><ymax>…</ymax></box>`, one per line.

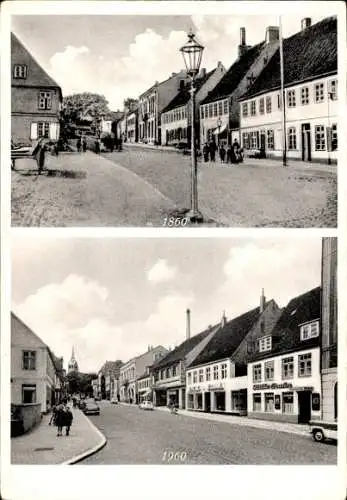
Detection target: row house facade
<box><xmin>126</xmin><ymin>109</ymin><xmax>139</xmax><ymax>143</ymax></box>
<box><xmin>321</xmin><ymin>237</ymin><xmax>337</xmax><ymax>422</ymax></box>
<box><xmin>186</xmin><ymin>292</ymin><xmax>281</xmax><ymax>414</ymax></box>
<box><xmin>11</xmin><ymin>32</ymin><xmax>62</xmax><ymax>144</ymax></box>
<box><xmin>11</xmin><ymin>312</ymin><xmax>64</xmax><ymax>414</ymax></box>
<box><xmin>138</xmin><ymin>70</ymin><xmax>193</xmax><ymax>145</ymax></box>
<box><xmin>119</xmin><ymin>345</ymin><xmax>168</xmax><ymax>403</ymax></box>
<box><xmin>151</xmin><ymin>310</ymin><xmax>220</xmax><ymax>409</ymax></box>
<box><xmin>247</xmin><ymin>287</ymin><xmax>321</xmax><ymax>424</ymax></box>
<box><xmin>239</xmin><ymin>17</ymin><xmax>337</xmax><ymax>163</ymax></box>
<box><xmin>160</xmin><ymin>62</ymin><xmax>226</xmax><ymax>148</ymax></box>
<box><xmin>199</xmin><ymin>25</ymin><xmax>280</xmax><ymax>147</ymax></box>
<box><xmin>97</xmin><ymin>360</ymin><xmax>123</xmax><ymax>400</ymax></box>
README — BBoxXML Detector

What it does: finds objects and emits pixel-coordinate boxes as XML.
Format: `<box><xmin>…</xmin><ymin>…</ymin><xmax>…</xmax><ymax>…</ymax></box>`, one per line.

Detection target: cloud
<box><xmin>147</xmin><ymin>259</ymin><xmax>177</xmax><ymax>284</ymax></box>
<box><xmin>49</xmin><ymin>45</ymin><xmax>91</xmax><ymax>93</ymax></box>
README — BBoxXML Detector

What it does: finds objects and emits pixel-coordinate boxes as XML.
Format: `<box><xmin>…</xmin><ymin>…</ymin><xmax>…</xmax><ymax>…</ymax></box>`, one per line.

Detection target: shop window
<box><xmin>221</xmin><ymin>363</ymin><xmax>227</xmax><ymax>379</ymax></box>
<box><xmin>259</xmin><ymin>336</ymin><xmax>271</xmax><ymax>352</ymax></box>
<box><xmin>301</xmin><ymin>86</ymin><xmax>309</xmax><ymax>105</ymax></box>
<box><xmin>287</xmin><ymin>90</ymin><xmax>296</xmax><ymax>108</ymax></box>
<box><xmin>282</xmin><ymin>392</ymin><xmax>294</xmax><ymax>413</ymax></box>
<box><xmin>264</xmin><ymin>392</ymin><xmax>274</xmax><ymax>412</ymax></box>
<box><xmin>13</xmin><ymin>64</ymin><xmax>28</xmax><ymax>79</ymax></box>
<box><xmin>199</xmin><ymin>369</ymin><xmax>204</xmax><ymax>382</ymax></box>
<box><xmin>206</xmin><ymin>367</ymin><xmax>211</xmax><ymax>381</ymax></box>
<box><xmin>298</xmin><ymin>353</ymin><xmax>312</xmax><ymax>377</ymax></box>
<box><xmin>329</xmin><ymin>79</ymin><xmax>337</xmax><ymax>100</ymax></box>
<box><xmin>274</xmin><ymin>395</ymin><xmax>281</xmax><ymax>410</ymax></box>
<box><xmin>252</xmin><ymin>364</ymin><xmax>262</xmax><ymax>382</ymax></box>
<box><xmin>253</xmin><ymin>393</ymin><xmax>261</xmax><ymax>411</ymax></box>
<box><xmin>266</xmin><ymin>96</ymin><xmax>272</xmax><ymax>113</ymax></box>
<box><xmin>331</xmin><ymin>124</ymin><xmax>337</xmax><ymax>151</ymax></box>
<box><xmin>282</xmin><ymin>357</ymin><xmax>294</xmax><ymax>379</ymax></box>
<box><xmin>300</xmin><ymin>321</ymin><xmax>319</xmax><ymax>340</ymax></box>
<box><xmin>250</xmin><ymin>100</ymin><xmax>256</xmax><ymax>116</ymax></box>
<box><xmin>22</xmin><ymin>351</ymin><xmax>36</xmax><ymax>370</ymax></box>
<box><xmin>193</xmin><ymin>371</ymin><xmax>197</xmax><ymax>383</ymax></box>
<box><xmin>22</xmin><ymin>384</ymin><xmax>36</xmax><ymax>404</ymax></box>
<box><xmin>242</xmin><ymin>103</ymin><xmax>248</xmax><ymax>117</ymax></box>
<box><xmin>312</xmin><ymin>393</ymin><xmax>320</xmax><ymax>412</ymax></box>
<box><xmin>264</xmin><ymin>360</ymin><xmax>274</xmax><ymax>381</ymax></box>
<box><xmin>188</xmin><ymin>394</ymin><xmax>194</xmax><ymax>409</ymax></box>
<box><xmin>250</xmin><ymin>131</ymin><xmax>258</xmax><ymax>149</ymax></box>
<box><xmin>223</xmin><ymin>100</ymin><xmax>228</xmax><ymax>114</ymax></box>
<box><xmin>215</xmin><ymin>391</ymin><xmax>225</xmax><ymax>411</ymax></box>
<box><xmin>196</xmin><ymin>394</ymin><xmax>203</xmax><ymax>410</ymax></box>
<box><xmin>315</xmin><ymin>125</ymin><xmax>326</xmax><ymax>151</ymax></box>
<box><xmin>259</xmin><ymin>98</ymin><xmax>265</xmax><ymax>115</ymax></box>
<box><xmin>288</xmin><ymin>127</ymin><xmax>297</xmax><ymax>150</ymax></box>
<box><xmin>242</xmin><ymin>132</ymin><xmax>250</xmax><ymax>149</ymax></box>
<box><xmin>267</xmin><ymin>129</ymin><xmax>274</xmax><ymax>150</ymax></box>
<box><xmin>315</xmin><ymin>82</ymin><xmax>325</xmax><ymax>103</ymax></box>
<box><xmin>213</xmin><ymin>365</ymin><xmax>219</xmax><ymax>380</ymax></box>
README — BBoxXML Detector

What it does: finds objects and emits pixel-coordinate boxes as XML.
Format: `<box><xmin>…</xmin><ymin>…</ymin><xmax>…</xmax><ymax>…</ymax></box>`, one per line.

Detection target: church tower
<box><xmin>68</xmin><ymin>346</ymin><xmax>79</xmax><ymax>373</ymax></box>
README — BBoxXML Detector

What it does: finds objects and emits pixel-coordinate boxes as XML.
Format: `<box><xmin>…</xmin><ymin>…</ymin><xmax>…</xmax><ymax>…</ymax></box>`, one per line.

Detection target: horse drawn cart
<box><xmin>11</xmin><ymin>139</ymin><xmax>48</xmax><ymax>173</ymax></box>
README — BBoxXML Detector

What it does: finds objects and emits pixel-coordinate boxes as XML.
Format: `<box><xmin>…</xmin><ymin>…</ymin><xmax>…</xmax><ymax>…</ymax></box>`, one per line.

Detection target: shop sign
<box><xmin>189</xmin><ymin>386</ymin><xmax>202</xmax><ymax>393</ymax></box>
<box><xmin>253</xmin><ymin>382</ymin><xmax>293</xmax><ymax>391</ymax></box>
<box><xmin>207</xmin><ymin>383</ymin><xmax>225</xmax><ymax>391</ymax></box>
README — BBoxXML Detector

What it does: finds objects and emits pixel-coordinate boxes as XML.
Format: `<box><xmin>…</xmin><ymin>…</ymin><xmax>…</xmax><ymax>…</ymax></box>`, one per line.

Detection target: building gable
<box><xmin>11</xmin><ymin>312</ymin><xmax>46</xmax><ymax>349</ymax></box>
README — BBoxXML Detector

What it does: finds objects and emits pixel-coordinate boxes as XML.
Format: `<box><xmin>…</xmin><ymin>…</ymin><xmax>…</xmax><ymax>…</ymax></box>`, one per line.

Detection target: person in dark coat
<box><xmin>36</xmin><ymin>144</ymin><xmax>46</xmax><ymax>174</ymax></box>
<box><xmin>95</xmin><ymin>139</ymin><xmax>100</xmax><ymax>154</ymax></box>
<box><xmin>76</xmin><ymin>137</ymin><xmax>81</xmax><ymax>152</ymax></box>
<box><xmin>55</xmin><ymin>404</ymin><xmax>65</xmax><ymax>437</ymax></box>
<box><xmin>209</xmin><ymin>141</ymin><xmax>217</xmax><ymax>161</ymax></box>
<box><xmin>202</xmin><ymin>143</ymin><xmax>209</xmax><ymax>162</ymax></box>
<box><xmin>82</xmin><ymin>137</ymin><xmax>87</xmax><ymax>152</ymax></box>
<box><xmin>219</xmin><ymin>144</ymin><xmax>226</xmax><ymax>163</ymax></box>
<box><xmin>64</xmin><ymin>406</ymin><xmax>73</xmax><ymax>436</ymax></box>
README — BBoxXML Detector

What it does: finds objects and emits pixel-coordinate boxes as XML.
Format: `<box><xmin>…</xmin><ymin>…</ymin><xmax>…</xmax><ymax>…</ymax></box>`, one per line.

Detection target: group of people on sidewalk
<box><xmin>49</xmin><ymin>402</ymin><xmax>73</xmax><ymax>437</ymax></box>
<box><xmin>202</xmin><ymin>139</ymin><xmax>243</xmax><ymax>164</ymax></box>
<box><xmin>76</xmin><ymin>136</ymin><xmax>87</xmax><ymax>153</ymax></box>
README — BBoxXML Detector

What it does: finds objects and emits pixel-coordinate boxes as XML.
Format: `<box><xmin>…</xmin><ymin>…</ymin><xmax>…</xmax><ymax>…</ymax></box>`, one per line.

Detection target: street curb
<box><xmin>61</xmin><ymin>410</ymin><xmax>107</xmax><ymax>465</ymax></box>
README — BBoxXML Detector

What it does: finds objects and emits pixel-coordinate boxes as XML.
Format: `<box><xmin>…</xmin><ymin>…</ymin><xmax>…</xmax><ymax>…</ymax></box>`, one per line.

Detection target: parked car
<box><xmin>83</xmin><ymin>400</ymin><xmax>100</xmax><ymax>415</ymax></box>
<box><xmin>78</xmin><ymin>399</ymin><xmax>86</xmax><ymax>410</ymax></box>
<box><xmin>94</xmin><ymin>396</ymin><xmax>101</xmax><ymax>401</ymax></box>
<box><xmin>110</xmin><ymin>397</ymin><xmax>118</xmax><ymax>404</ymax></box>
<box><xmin>139</xmin><ymin>401</ymin><xmax>154</xmax><ymax>411</ymax></box>
<box><xmin>309</xmin><ymin>420</ymin><xmax>337</xmax><ymax>443</ymax></box>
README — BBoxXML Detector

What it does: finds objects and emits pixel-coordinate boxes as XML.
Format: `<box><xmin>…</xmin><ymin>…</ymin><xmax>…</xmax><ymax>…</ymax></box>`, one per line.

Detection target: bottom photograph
<box><xmin>10</xmin><ymin>236</ymin><xmax>337</xmax><ymax>465</ymax></box>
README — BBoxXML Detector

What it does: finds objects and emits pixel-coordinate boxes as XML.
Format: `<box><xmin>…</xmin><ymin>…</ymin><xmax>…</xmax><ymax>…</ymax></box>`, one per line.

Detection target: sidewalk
<box><xmin>119</xmin><ymin>403</ymin><xmax>308</xmax><ymax>436</ymax></box>
<box><xmin>11</xmin><ymin>407</ymin><xmax>106</xmax><ymax>465</ymax></box>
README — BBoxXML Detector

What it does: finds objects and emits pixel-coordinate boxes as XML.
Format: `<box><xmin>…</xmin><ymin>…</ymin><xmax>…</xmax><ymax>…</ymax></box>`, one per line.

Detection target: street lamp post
<box><xmin>327</xmin><ymin>90</ymin><xmax>333</xmax><ymax>166</ymax></box>
<box><xmin>180</xmin><ymin>30</ymin><xmax>204</xmax><ymax>223</ymax></box>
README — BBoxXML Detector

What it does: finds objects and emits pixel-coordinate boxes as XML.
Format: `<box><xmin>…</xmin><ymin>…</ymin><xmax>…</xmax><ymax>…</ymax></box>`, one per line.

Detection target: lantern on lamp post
<box><xmin>180</xmin><ymin>30</ymin><xmax>204</xmax><ymax>222</ymax></box>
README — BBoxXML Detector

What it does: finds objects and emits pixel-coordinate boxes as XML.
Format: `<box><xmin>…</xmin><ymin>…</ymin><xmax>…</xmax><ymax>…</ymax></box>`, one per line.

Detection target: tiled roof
<box><xmin>200</xmin><ymin>42</ymin><xmax>265</xmax><ymax>105</ymax></box>
<box><xmin>99</xmin><ymin>360</ymin><xmax>123</xmax><ymax>374</ymax></box>
<box><xmin>239</xmin><ymin>16</ymin><xmax>337</xmax><ymax>100</ymax></box>
<box><xmin>11</xmin><ymin>33</ymin><xmax>62</xmax><ymax>94</ymax></box>
<box><xmin>249</xmin><ymin>287</ymin><xmax>321</xmax><ymax>362</ymax></box>
<box><xmin>161</xmin><ymin>69</ymin><xmax>214</xmax><ymax>114</ymax></box>
<box><xmin>189</xmin><ymin>305</ymin><xmax>261</xmax><ymax>367</ymax></box>
<box><xmin>152</xmin><ymin>325</ymin><xmax>219</xmax><ymax>370</ymax></box>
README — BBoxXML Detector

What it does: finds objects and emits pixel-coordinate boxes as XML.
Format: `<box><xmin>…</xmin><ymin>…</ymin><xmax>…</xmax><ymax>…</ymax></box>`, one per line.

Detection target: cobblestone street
<box><xmin>82</xmin><ymin>402</ymin><xmax>336</xmax><ymax>465</ymax></box>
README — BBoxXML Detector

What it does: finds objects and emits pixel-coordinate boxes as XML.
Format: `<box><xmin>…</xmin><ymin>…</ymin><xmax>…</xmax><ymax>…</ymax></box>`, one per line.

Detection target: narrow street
<box><xmin>81</xmin><ymin>402</ymin><xmax>336</xmax><ymax>465</ymax></box>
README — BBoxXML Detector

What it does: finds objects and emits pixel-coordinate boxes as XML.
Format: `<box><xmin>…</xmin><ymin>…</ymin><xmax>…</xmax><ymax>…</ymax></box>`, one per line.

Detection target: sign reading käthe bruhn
<box><xmin>253</xmin><ymin>382</ymin><xmax>293</xmax><ymax>391</ymax></box>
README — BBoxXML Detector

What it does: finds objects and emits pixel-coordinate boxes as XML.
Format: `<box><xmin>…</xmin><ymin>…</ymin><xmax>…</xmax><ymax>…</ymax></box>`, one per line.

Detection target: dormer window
<box><xmin>300</xmin><ymin>320</ymin><xmax>319</xmax><ymax>340</ymax></box>
<box><xmin>259</xmin><ymin>335</ymin><xmax>272</xmax><ymax>352</ymax></box>
<box><xmin>14</xmin><ymin>64</ymin><xmax>27</xmax><ymax>79</ymax></box>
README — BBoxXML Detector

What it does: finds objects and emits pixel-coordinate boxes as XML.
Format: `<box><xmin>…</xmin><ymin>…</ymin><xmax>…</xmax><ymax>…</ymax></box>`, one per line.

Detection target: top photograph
<box><xmin>9</xmin><ymin>10</ymin><xmax>339</xmax><ymax>228</ymax></box>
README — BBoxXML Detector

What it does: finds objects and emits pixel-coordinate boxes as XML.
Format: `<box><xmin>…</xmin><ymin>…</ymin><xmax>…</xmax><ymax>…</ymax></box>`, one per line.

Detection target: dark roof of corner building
<box><xmin>200</xmin><ymin>42</ymin><xmax>265</xmax><ymax>105</ymax></box>
<box><xmin>189</xmin><ymin>305</ymin><xmax>262</xmax><ymax>368</ymax></box>
<box><xmin>99</xmin><ymin>360</ymin><xmax>123</xmax><ymax>374</ymax></box>
<box><xmin>239</xmin><ymin>16</ymin><xmax>337</xmax><ymax>101</ymax></box>
<box><xmin>11</xmin><ymin>32</ymin><xmax>62</xmax><ymax>97</ymax></box>
<box><xmin>249</xmin><ymin>287</ymin><xmax>321</xmax><ymax>362</ymax></box>
<box><xmin>161</xmin><ymin>69</ymin><xmax>215</xmax><ymax>114</ymax></box>
<box><xmin>152</xmin><ymin>324</ymin><xmax>220</xmax><ymax>370</ymax></box>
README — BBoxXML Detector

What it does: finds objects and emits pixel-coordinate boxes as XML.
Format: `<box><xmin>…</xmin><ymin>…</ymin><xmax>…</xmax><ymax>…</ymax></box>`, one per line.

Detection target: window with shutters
<box><xmin>13</xmin><ymin>65</ymin><xmax>27</xmax><ymax>79</ymax></box>
<box><xmin>38</xmin><ymin>122</ymin><xmax>50</xmax><ymax>138</ymax></box>
<box><xmin>38</xmin><ymin>91</ymin><xmax>52</xmax><ymax>110</ymax></box>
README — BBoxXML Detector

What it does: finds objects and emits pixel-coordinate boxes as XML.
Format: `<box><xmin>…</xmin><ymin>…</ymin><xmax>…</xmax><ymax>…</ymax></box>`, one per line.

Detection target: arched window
<box><xmin>334</xmin><ymin>382</ymin><xmax>338</xmax><ymax>420</ymax></box>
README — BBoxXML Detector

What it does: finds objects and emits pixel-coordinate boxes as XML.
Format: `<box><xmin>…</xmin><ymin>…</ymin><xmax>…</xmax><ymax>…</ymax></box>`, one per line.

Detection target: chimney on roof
<box><xmin>238</xmin><ymin>27</ymin><xmax>251</xmax><ymax>59</ymax></box>
<box><xmin>265</xmin><ymin>26</ymin><xmax>279</xmax><ymax>44</ymax></box>
<box><xmin>260</xmin><ymin>288</ymin><xmax>266</xmax><ymax>313</ymax></box>
<box><xmin>301</xmin><ymin>18</ymin><xmax>312</xmax><ymax>30</ymax></box>
<box><xmin>221</xmin><ymin>311</ymin><xmax>227</xmax><ymax>327</ymax></box>
<box><xmin>186</xmin><ymin>309</ymin><xmax>191</xmax><ymax>340</ymax></box>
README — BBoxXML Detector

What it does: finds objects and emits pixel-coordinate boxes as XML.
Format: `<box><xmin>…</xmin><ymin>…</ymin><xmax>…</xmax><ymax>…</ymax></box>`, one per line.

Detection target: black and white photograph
<box><xmin>9</xmin><ymin>236</ymin><xmax>337</xmax><ymax>466</ymax></box>
<box><xmin>9</xmin><ymin>9</ymin><xmax>338</xmax><ymax>227</ymax></box>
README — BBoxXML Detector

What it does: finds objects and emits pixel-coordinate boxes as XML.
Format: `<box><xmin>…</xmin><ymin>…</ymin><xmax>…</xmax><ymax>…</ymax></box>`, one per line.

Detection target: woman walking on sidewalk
<box><xmin>64</xmin><ymin>406</ymin><xmax>73</xmax><ymax>436</ymax></box>
<box><xmin>55</xmin><ymin>404</ymin><xmax>65</xmax><ymax>437</ymax></box>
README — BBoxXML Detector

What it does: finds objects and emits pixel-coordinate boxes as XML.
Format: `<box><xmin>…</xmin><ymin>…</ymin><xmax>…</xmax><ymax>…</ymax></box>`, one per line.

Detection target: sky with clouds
<box><xmin>12</xmin><ymin>237</ymin><xmax>323</xmax><ymax>373</ymax></box>
<box><xmin>11</xmin><ymin>12</ymin><xmax>333</xmax><ymax>110</ymax></box>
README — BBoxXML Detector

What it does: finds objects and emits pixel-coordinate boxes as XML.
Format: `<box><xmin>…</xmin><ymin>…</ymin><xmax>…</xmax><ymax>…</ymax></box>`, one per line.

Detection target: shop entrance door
<box><xmin>298</xmin><ymin>391</ymin><xmax>311</xmax><ymax>423</ymax></box>
<box><xmin>301</xmin><ymin>123</ymin><xmax>311</xmax><ymax>161</ymax></box>
<box><xmin>204</xmin><ymin>392</ymin><xmax>211</xmax><ymax>412</ymax></box>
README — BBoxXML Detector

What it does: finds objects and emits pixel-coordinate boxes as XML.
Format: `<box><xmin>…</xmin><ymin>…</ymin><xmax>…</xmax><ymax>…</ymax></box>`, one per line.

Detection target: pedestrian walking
<box><xmin>82</xmin><ymin>136</ymin><xmax>87</xmax><ymax>153</ymax></box>
<box><xmin>219</xmin><ymin>144</ymin><xmax>226</xmax><ymax>163</ymax></box>
<box><xmin>76</xmin><ymin>137</ymin><xmax>81</xmax><ymax>153</ymax></box>
<box><xmin>48</xmin><ymin>405</ymin><xmax>57</xmax><ymax>426</ymax></box>
<box><xmin>202</xmin><ymin>143</ymin><xmax>210</xmax><ymax>162</ymax></box>
<box><xmin>55</xmin><ymin>404</ymin><xmax>65</xmax><ymax>437</ymax></box>
<box><xmin>95</xmin><ymin>139</ymin><xmax>100</xmax><ymax>154</ymax></box>
<box><xmin>209</xmin><ymin>141</ymin><xmax>217</xmax><ymax>162</ymax></box>
<box><xmin>36</xmin><ymin>143</ymin><xmax>46</xmax><ymax>174</ymax></box>
<box><xmin>64</xmin><ymin>406</ymin><xmax>73</xmax><ymax>436</ymax></box>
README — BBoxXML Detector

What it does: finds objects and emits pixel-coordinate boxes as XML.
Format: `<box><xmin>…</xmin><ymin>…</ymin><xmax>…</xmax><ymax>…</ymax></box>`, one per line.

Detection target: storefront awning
<box><xmin>213</xmin><ymin>123</ymin><xmax>227</xmax><ymax>135</ymax></box>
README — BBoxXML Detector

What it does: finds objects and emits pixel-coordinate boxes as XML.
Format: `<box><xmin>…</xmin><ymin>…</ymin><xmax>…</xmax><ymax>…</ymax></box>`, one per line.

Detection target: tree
<box><xmin>123</xmin><ymin>97</ymin><xmax>138</xmax><ymax>111</ymax></box>
<box><xmin>62</xmin><ymin>93</ymin><xmax>111</xmax><ymax>127</ymax></box>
